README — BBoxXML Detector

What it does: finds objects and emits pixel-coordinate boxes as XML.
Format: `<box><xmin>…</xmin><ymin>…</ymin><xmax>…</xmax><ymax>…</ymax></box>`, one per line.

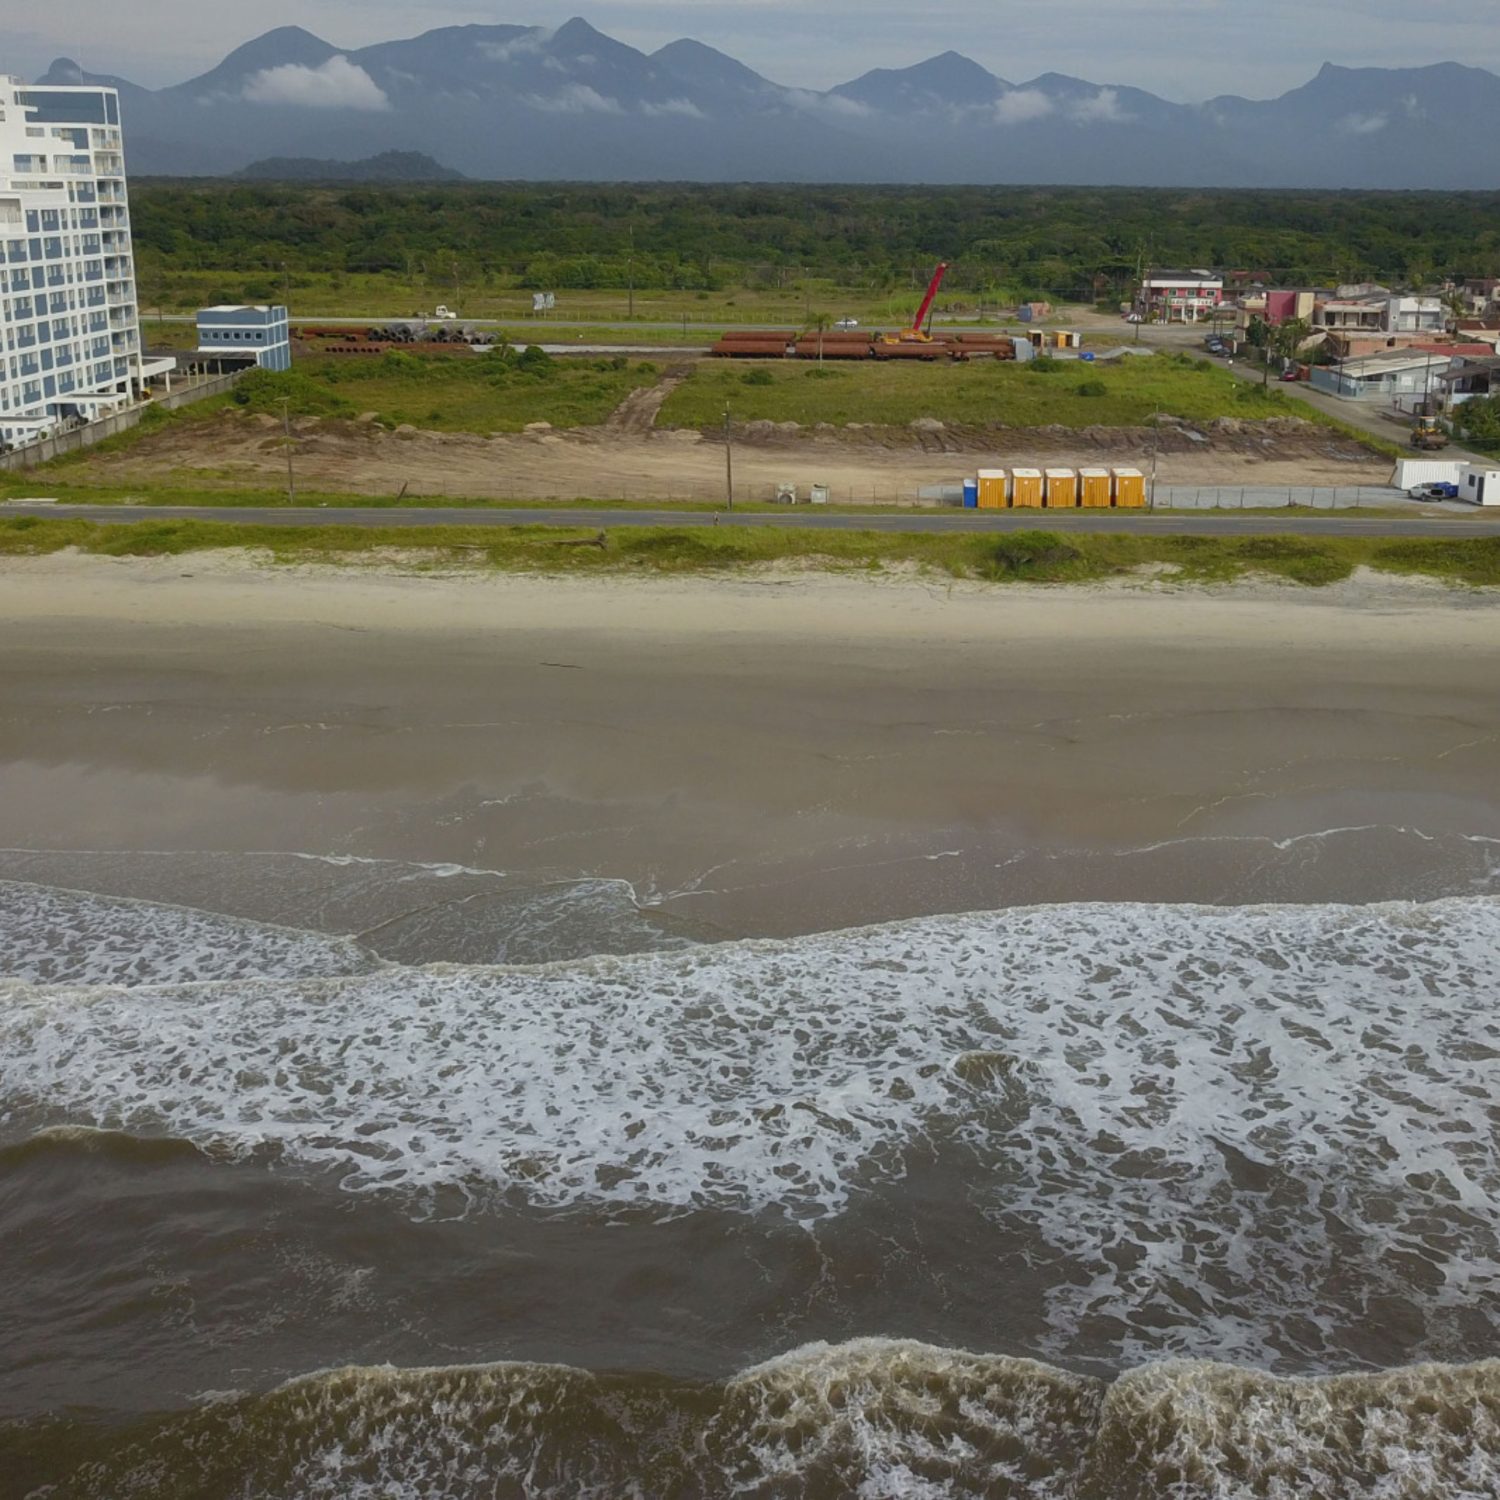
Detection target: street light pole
<box><xmin>724</xmin><ymin>405</ymin><xmax>734</xmax><ymax>510</ymax></box>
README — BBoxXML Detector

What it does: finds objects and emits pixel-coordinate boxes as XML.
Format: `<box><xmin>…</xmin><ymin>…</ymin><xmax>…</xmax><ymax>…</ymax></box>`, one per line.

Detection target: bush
<box><xmin>979</xmin><ymin>531</ymin><xmax>1087</xmax><ymax>580</ymax></box>
<box><xmin>516</xmin><ymin>344</ymin><xmax>555</xmax><ymax>376</ymax></box>
<box><xmin>1028</xmin><ymin>356</ymin><xmax>1060</xmax><ymax>373</ymax></box>
<box><xmin>1076</xmin><ymin>380</ymin><xmax>1108</xmax><ymax>397</ymax></box>
<box><xmin>232</xmin><ymin>367</ymin><xmax>352</xmax><ymax>418</ymax></box>
<box><xmin>741</xmin><ymin>369</ymin><xmax>774</xmax><ymax>386</ymax></box>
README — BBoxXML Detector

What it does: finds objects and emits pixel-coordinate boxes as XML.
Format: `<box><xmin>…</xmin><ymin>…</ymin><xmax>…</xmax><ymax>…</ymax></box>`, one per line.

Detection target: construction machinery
<box><xmin>1411</xmin><ymin>416</ymin><xmax>1450</xmax><ymax>451</ymax></box>
<box><xmin>879</xmin><ymin>262</ymin><xmax>950</xmax><ymax>346</ymax></box>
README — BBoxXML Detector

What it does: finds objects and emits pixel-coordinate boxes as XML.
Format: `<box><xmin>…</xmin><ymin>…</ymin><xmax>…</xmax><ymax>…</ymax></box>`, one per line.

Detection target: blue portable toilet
<box><xmin>962</xmin><ymin>478</ymin><xmax>979</xmax><ymax>508</ymax></box>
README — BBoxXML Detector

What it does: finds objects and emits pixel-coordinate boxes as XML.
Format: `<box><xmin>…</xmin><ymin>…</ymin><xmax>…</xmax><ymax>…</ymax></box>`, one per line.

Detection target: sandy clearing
<box><xmin>64</xmin><ymin>408</ymin><xmax>1391</xmax><ymax>504</ymax></box>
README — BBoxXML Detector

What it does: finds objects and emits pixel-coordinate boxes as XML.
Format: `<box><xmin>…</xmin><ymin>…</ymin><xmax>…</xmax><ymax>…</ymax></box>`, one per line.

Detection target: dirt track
<box><xmin>77</xmin><ymin>403</ymin><xmax>1390</xmax><ymax>504</ymax></box>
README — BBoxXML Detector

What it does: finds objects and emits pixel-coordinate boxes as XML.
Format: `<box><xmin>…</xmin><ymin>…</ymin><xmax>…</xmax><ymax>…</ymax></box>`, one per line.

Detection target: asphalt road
<box><xmin>5</xmin><ymin>503</ymin><xmax>1497</xmax><ymax>538</ymax></box>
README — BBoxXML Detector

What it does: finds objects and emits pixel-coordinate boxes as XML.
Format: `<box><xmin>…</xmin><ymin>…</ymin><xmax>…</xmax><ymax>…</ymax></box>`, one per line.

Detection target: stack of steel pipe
<box><xmin>710</xmin><ymin>330</ymin><xmax>795</xmax><ymax>357</ymax></box>
<box><xmin>791</xmin><ymin>332</ymin><xmax>873</xmax><ymax>359</ymax></box>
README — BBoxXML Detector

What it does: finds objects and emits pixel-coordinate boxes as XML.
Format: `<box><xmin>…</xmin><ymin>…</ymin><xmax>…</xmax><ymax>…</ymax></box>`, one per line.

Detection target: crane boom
<box><xmin>879</xmin><ymin>262</ymin><xmax>950</xmax><ymax>345</ymax></box>
<box><xmin>909</xmin><ymin>262</ymin><xmax>949</xmax><ymax>339</ymax></box>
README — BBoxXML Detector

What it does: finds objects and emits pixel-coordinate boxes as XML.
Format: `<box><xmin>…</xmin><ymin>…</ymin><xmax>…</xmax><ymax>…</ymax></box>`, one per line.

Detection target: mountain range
<box><xmin>36</xmin><ymin>18</ymin><xmax>1500</xmax><ymax>187</ymax></box>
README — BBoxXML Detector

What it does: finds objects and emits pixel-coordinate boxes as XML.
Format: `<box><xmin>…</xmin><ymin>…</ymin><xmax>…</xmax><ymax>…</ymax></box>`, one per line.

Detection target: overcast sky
<box><xmin>2</xmin><ymin>0</ymin><xmax>1496</xmax><ymax>97</ymax></box>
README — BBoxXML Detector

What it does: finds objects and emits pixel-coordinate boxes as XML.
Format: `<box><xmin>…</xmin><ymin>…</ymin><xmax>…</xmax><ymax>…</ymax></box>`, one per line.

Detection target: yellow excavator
<box><xmin>1411</xmin><ymin>416</ymin><xmax>1449</xmax><ymax>451</ymax></box>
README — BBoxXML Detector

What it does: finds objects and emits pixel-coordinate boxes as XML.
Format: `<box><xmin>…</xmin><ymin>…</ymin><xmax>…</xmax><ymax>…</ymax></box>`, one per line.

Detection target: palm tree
<box><xmin>808</xmin><ymin>311</ymin><xmax>832</xmax><ymax>364</ymax></box>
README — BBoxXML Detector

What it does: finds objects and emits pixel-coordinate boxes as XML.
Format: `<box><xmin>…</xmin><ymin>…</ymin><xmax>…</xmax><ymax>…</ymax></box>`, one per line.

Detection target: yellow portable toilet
<box><xmin>977</xmin><ymin>468</ymin><xmax>1008</xmax><ymax>509</ymax></box>
<box><xmin>1010</xmin><ymin>467</ymin><xmax>1043</xmax><ymax>508</ymax></box>
<box><xmin>1044</xmin><ymin>468</ymin><xmax>1078</xmax><ymax>508</ymax></box>
<box><xmin>1112</xmin><ymin>466</ymin><xmax>1146</xmax><ymax>508</ymax></box>
<box><xmin>1080</xmin><ymin>467</ymin><xmax>1112</xmax><ymax>508</ymax></box>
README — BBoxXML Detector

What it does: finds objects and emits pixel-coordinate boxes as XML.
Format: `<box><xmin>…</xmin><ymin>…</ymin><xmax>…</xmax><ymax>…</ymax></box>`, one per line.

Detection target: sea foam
<box><xmin>4</xmin><ymin>897</ymin><xmax>1499</xmax><ymax>1367</ymax></box>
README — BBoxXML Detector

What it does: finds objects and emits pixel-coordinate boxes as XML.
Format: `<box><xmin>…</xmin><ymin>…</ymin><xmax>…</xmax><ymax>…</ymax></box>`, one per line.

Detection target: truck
<box><xmin>1410</xmin><ymin>416</ymin><xmax>1449</xmax><ymax>451</ymax></box>
<box><xmin>431</xmin><ymin>305</ymin><xmax>459</xmax><ymax>321</ymax></box>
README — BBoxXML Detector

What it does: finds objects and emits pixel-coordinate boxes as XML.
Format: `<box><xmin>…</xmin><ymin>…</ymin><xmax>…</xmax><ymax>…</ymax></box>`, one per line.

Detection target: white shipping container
<box><xmin>1392</xmin><ymin>459</ymin><xmax>1462</xmax><ymax>489</ymax></box>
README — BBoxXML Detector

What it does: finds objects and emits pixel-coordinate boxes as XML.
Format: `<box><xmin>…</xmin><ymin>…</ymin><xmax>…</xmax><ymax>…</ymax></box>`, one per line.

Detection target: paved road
<box><xmin>1220</xmin><ymin>360</ymin><xmax>1488</xmax><ymax>465</ymax></box>
<box><xmin>6</xmin><ymin>503</ymin><xmax>1497</xmax><ymax>538</ymax></box>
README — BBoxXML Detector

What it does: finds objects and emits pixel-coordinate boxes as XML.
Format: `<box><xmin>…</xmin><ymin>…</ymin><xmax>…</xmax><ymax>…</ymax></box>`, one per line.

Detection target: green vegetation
<box><xmin>3</xmin><ymin>517</ymin><xmax>1498</xmax><ymax>588</ymax></box>
<box><xmin>663</xmin><ymin>353</ymin><xmax>1294</xmax><ymax>429</ymax></box>
<box><xmin>227</xmin><ymin>349</ymin><xmax>658</xmax><ymax>433</ymax></box>
<box><xmin>130</xmin><ymin>182</ymin><xmax>1500</xmax><ymax>315</ymax></box>
<box><xmin>1454</xmin><ymin>394</ymin><xmax>1500</xmax><ymax>453</ymax></box>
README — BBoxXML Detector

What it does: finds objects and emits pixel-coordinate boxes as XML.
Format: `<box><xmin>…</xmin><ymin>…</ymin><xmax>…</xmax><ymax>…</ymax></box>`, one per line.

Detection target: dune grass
<box><xmin>2</xmin><ymin>516</ymin><xmax>1498</xmax><ymax>588</ymax></box>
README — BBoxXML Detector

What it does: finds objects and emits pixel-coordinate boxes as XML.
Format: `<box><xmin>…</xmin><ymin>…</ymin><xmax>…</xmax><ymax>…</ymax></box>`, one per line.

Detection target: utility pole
<box><xmin>452</xmin><ymin>261</ymin><xmax>461</xmax><ymax>311</ymax></box>
<box><xmin>627</xmin><ymin>224</ymin><xmax>635</xmax><ymax>321</ymax></box>
<box><xmin>280</xmin><ymin>261</ymin><xmax>291</xmax><ymax>312</ymax></box>
<box><xmin>723</xmin><ymin>405</ymin><xmax>734</xmax><ymax>510</ymax></box>
<box><xmin>1149</xmin><ymin>405</ymin><xmax>1160</xmax><ymax>511</ymax></box>
<box><xmin>279</xmin><ymin>397</ymin><xmax>296</xmax><ymax>504</ymax></box>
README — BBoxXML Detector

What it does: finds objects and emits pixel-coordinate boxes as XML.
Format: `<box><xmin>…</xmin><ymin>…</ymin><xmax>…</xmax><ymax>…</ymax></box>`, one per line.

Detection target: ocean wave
<box><xmin>4</xmin><ymin>898</ymin><xmax>1500</xmax><ymax>1368</ymax></box>
<box><xmin>0</xmin><ymin>878</ymin><xmax>381</xmax><ymax>986</ymax></box>
<box><xmin>16</xmin><ymin>1340</ymin><xmax>1499</xmax><ymax>1499</ymax></box>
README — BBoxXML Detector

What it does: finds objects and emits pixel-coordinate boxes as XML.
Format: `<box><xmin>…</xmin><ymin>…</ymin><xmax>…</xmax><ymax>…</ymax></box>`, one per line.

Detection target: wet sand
<box><xmin>1</xmin><ymin>554</ymin><xmax>1497</xmax><ymax>935</ymax></box>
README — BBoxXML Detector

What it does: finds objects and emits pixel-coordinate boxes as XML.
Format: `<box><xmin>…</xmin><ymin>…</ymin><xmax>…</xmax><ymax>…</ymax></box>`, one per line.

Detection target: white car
<box><xmin>834</xmin><ymin>317</ymin><xmax>859</xmax><ymax>330</ymax></box>
<box><xmin>1124</xmin><ymin>313</ymin><xmax>1143</xmax><ymax>323</ymax></box>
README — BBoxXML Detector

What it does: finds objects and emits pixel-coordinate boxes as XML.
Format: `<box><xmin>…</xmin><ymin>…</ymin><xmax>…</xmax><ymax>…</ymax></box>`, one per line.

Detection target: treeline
<box><xmin>129</xmin><ymin>182</ymin><xmax>1500</xmax><ymax>299</ymax></box>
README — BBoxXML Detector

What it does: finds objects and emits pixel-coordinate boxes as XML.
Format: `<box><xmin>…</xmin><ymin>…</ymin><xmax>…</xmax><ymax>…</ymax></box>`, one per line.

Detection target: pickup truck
<box><xmin>431</xmin><ymin>305</ymin><xmax>459</xmax><ymax>321</ymax></box>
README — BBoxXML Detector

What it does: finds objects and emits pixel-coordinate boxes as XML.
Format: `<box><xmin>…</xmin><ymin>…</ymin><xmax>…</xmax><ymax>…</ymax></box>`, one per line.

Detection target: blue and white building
<box><xmin>196</xmin><ymin>305</ymin><xmax>291</xmax><ymax>371</ymax></box>
<box><xmin>0</xmin><ymin>75</ymin><xmax>168</xmax><ymax>447</ymax></box>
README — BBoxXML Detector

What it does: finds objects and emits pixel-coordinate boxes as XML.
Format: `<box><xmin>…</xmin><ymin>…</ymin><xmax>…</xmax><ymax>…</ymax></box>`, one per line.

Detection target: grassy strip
<box><xmin>660</xmin><ymin>353</ymin><xmax>1302</xmax><ymax>431</ymax></box>
<box><xmin>2</xmin><ymin>518</ymin><xmax>1497</xmax><ymax>587</ymax></box>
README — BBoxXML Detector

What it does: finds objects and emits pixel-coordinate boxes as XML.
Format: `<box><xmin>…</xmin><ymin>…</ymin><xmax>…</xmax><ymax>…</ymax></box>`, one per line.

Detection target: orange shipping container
<box><xmin>1080</xmin><ymin>468</ymin><xmax>1112</xmax><ymax>508</ymax></box>
<box><xmin>1010</xmin><ymin>468</ymin><xmax>1043</xmax><ymax>508</ymax></box>
<box><xmin>1044</xmin><ymin>468</ymin><xmax>1078</xmax><ymax>508</ymax></box>
<box><xmin>977</xmin><ymin>468</ymin><xmax>1008</xmax><ymax>509</ymax></box>
<box><xmin>1112</xmin><ymin>467</ymin><xmax>1146</xmax><ymax>508</ymax></box>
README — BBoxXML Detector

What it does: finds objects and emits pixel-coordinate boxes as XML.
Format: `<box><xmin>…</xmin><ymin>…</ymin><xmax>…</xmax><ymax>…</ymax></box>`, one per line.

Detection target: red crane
<box><xmin>883</xmin><ymin>261</ymin><xmax>950</xmax><ymax>344</ymax></box>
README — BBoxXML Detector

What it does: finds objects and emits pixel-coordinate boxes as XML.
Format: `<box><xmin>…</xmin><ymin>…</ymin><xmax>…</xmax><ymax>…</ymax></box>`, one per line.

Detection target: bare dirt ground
<box><xmin>75</xmin><ymin>395</ymin><xmax>1390</xmax><ymax>505</ymax></box>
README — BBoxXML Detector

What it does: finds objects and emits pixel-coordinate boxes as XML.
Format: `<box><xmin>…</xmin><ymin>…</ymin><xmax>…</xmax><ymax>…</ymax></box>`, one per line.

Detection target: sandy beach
<box><xmin>1</xmin><ymin>553</ymin><xmax>1496</xmax><ymax>937</ymax></box>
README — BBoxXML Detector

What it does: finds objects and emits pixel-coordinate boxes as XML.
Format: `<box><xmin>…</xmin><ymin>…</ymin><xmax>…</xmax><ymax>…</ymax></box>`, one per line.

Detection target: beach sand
<box><xmin>1</xmin><ymin>552</ymin><xmax>1497</xmax><ymax>937</ymax></box>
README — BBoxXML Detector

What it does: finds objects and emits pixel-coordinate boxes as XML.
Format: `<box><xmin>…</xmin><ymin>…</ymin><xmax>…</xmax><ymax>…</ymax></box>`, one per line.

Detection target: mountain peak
<box><xmin>653</xmin><ymin>37</ymin><xmax>769</xmax><ymax>89</ymax></box>
<box><xmin>835</xmin><ymin>50</ymin><xmax>1003</xmax><ymax>108</ymax></box>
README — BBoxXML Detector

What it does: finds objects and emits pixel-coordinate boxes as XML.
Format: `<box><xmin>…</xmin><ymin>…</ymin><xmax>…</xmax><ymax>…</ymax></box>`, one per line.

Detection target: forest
<box><xmin>129</xmin><ymin>182</ymin><xmax>1500</xmax><ymax>308</ymax></box>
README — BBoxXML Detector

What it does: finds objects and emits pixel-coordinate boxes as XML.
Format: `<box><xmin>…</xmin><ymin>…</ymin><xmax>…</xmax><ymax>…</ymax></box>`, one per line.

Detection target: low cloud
<box><xmin>641</xmin><ymin>97</ymin><xmax>705</xmax><ymax>118</ymax></box>
<box><xmin>787</xmin><ymin>89</ymin><xmax>871</xmax><ymax>117</ymax></box>
<box><xmin>993</xmin><ymin>89</ymin><xmax>1053</xmax><ymax>123</ymax></box>
<box><xmin>1337</xmin><ymin>110</ymin><xmax>1388</xmax><ymax>134</ymax></box>
<box><xmin>524</xmin><ymin>83</ymin><xmax>623</xmax><ymax>114</ymax></box>
<box><xmin>478</xmin><ymin>31</ymin><xmax>550</xmax><ymax>63</ymax></box>
<box><xmin>242</xmin><ymin>55</ymin><xmax>389</xmax><ymax>111</ymax></box>
<box><xmin>1072</xmin><ymin>87</ymin><xmax>1128</xmax><ymax>123</ymax></box>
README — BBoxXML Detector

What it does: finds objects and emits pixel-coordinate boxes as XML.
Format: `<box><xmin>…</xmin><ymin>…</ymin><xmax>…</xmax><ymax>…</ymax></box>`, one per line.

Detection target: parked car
<box><xmin>1407</xmin><ymin>483</ymin><xmax>1458</xmax><ymax>501</ymax></box>
<box><xmin>834</xmin><ymin>317</ymin><xmax>859</xmax><ymax>330</ymax></box>
<box><xmin>1124</xmin><ymin>313</ymin><xmax>1143</xmax><ymax>323</ymax></box>
<box><xmin>1279</xmin><ymin>369</ymin><xmax>1301</xmax><ymax>382</ymax></box>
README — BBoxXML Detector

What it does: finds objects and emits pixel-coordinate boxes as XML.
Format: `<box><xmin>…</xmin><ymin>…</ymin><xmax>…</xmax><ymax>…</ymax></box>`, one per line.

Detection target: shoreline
<box><xmin>1</xmin><ymin>555</ymin><xmax>1496</xmax><ymax>940</ymax></box>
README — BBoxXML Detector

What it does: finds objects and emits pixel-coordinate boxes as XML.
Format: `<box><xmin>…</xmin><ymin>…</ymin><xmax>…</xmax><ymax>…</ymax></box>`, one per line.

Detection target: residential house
<box><xmin>195</xmin><ymin>305</ymin><xmax>291</xmax><ymax>371</ymax></box>
<box><xmin>1306</xmin><ymin>348</ymin><xmax>1454</xmax><ymax>407</ymax></box>
<box><xmin>1436</xmin><ymin>356</ymin><xmax>1500</xmax><ymax>408</ymax></box>
<box><xmin>1459</xmin><ymin>279</ymin><xmax>1500</xmax><ymax>317</ymax></box>
<box><xmin>1135</xmin><ymin>269</ymin><xmax>1224</xmax><ymax>324</ymax></box>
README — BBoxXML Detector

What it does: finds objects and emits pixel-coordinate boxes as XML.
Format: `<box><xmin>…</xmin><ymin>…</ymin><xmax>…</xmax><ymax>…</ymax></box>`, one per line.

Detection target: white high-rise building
<box><xmin>0</xmin><ymin>77</ymin><xmax>168</xmax><ymax>448</ymax></box>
